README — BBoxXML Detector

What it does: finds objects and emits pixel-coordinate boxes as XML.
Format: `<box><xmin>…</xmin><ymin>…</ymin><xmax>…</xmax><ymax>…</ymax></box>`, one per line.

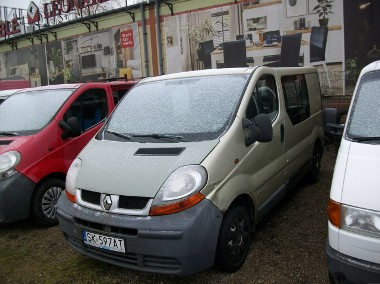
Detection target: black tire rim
<box><xmin>42</xmin><ymin>186</ymin><xmax>63</xmax><ymax>219</ymax></box>
<box><xmin>226</xmin><ymin>214</ymin><xmax>249</xmax><ymax>265</ymax></box>
<box><xmin>313</xmin><ymin>146</ymin><xmax>321</xmax><ymax>173</ymax></box>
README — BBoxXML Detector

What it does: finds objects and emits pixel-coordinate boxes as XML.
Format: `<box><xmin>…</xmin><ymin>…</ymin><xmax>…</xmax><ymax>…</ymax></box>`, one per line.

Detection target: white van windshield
<box><xmin>346</xmin><ymin>70</ymin><xmax>380</xmax><ymax>141</ymax></box>
<box><xmin>105</xmin><ymin>74</ymin><xmax>249</xmax><ymax>142</ymax></box>
<box><xmin>0</xmin><ymin>89</ymin><xmax>74</xmax><ymax>136</ymax></box>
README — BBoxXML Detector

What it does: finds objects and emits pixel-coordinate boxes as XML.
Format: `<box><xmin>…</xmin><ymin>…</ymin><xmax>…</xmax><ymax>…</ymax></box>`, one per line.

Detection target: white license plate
<box><xmin>83</xmin><ymin>230</ymin><xmax>126</xmax><ymax>253</ymax></box>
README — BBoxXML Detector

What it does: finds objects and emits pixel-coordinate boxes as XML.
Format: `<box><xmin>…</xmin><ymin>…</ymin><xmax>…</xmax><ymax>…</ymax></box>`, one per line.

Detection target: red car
<box><xmin>0</xmin><ymin>81</ymin><xmax>136</xmax><ymax>226</ymax></box>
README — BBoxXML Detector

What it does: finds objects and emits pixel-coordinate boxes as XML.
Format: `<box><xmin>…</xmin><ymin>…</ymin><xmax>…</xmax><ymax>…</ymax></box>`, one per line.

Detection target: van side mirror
<box><xmin>59</xmin><ymin>117</ymin><xmax>81</xmax><ymax>140</ymax></box>
<box><xmin>323</xmin><ymin>108</ymin><xmax>345</xmax><ymax>138</ymax></box>
<box><xmin>242</xmin><ymin>114</ymin><xmax>273</xmax><ymax>146</ymax></box>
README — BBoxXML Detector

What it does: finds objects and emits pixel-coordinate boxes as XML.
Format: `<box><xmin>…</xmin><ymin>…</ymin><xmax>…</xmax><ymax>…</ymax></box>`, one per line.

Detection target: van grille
<box><xmin>80</xmin><ymin>189</ymin><xmax>150</xmax><ymax>210</ymax></box>
<box><xmin>75</xmin><ymin>218</ymin><xmax>138</xmax><ymax>235</ymax></box>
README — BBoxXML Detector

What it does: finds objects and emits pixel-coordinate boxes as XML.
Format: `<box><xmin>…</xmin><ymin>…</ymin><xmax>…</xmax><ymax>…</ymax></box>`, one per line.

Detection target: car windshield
<box><xmin>105</xmin><ymin>74</ymin><xmax>250</xmax><ymax>142</ymax></box>
<box><xmin>0</xmin><ymin>89</ymin><xmax>74</xmax><ymax>135</ymax></box>
<box><xmin>346</xmin><ymin>70</ymin><xmax>380</xmax><ymax>142</ymax></box>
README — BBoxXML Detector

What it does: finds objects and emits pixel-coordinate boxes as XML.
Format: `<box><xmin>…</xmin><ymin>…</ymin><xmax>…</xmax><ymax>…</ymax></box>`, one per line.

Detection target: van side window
<box><xmin>64</xmin><ymin>89</ymin><xmax>108</xmax><ymax>132</ymax></box>
<box><xmin>246</xmin><ymin>75</ymin><xmax>278</xmax><ymax>121</ymax></box>
<box><xmin>281</xmin><ymin>74</ymin><xmax>310</xmax><ymax>125</ymax></box>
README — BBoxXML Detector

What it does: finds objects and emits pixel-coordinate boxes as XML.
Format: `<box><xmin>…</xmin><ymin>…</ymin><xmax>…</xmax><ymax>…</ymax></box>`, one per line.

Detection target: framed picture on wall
<box><xmin>308</xmin><ymin>0</ymin><xmax>319</xmax><ymax>14</ymax></box>
<box><xmin>286</xmin><ymin>0</ymin><xmax>307</xmax><ymax>18</ymax></box>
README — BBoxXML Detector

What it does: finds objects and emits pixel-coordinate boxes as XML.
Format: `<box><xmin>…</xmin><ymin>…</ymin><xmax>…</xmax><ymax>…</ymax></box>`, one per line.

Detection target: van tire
<box><xmin>31</xmin><ymin>178</ymin><xmax>64</xmax><ymax>227</ymax></box>
<box><xmin>309</xmin><ymin>143</ymin><xmax>322</xmax><ymax>183</ymax></box>
<box><xmin>214</xmin><ymin>206</ymin><xmax>251</xmax><ymax>272</ymax></box>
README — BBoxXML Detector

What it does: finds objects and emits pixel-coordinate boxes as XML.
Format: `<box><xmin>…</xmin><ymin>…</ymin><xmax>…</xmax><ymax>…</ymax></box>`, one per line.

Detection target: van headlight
<box><xmin>65</xmin><ymin>158</ymin><xmax>82</xmax><ymax>203</ymax></box>
<box><xmin>149</xmin><ymin>165</ymin><xmax>208</xmax><ymax>216</ymax></box>
<box><xmin>341</xmin><ymin>204</ymin><xmax>380</xmax><ymax>238</ymax></box>
<box><xmin>0</xmin><ymin>151</ymin><xmax>21</xmax><ymax>180</ymax></box>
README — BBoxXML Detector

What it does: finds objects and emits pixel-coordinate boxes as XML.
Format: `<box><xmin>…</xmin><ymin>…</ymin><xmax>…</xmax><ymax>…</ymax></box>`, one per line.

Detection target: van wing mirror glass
<box><xmin>59</xmin><ymin>117</ymin><xmax>81</xmax><ymax>139</ymax></box>
<box><xmin>242</xmin><ymin>114</ymin><xmax>273</xmax><ymax>146</ymax></box>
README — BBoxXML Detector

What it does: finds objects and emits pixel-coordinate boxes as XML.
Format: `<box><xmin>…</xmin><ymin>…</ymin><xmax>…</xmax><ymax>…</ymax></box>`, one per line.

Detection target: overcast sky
<box><xmin>1</xmin><ymin>0</ymin><xmax>32</xmax><ymax>10</ymax></box>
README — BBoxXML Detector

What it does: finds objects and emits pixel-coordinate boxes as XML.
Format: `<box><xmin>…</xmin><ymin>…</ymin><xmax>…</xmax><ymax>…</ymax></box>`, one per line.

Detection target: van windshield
<box><xmin>346</xmin><ymin>70</ymin><xmax>380</xmax><ymax>142</ymax></box>
<box><xmin>106</xmin><ymin>74</ymin><xmax>249</xmax><ymax>142</ymax></box>
<box><xmin>0</xmin><ymin>89</ymin><xmax>74</xmax><ymax>136</ymax></box>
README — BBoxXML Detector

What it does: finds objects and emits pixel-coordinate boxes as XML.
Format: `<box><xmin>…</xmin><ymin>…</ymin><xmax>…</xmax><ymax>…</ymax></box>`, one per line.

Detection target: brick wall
<box><xmin>322</xmin><ymin>95</ymin><xmax>352</xmax><ymax>111</ymax></box>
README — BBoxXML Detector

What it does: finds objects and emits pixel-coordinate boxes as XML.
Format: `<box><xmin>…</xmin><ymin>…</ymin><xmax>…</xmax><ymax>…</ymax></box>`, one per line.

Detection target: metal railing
<box><xmin>318</xmin><ymin>70</ymin><xmax>359</xmax><ymax>96</ymax></box>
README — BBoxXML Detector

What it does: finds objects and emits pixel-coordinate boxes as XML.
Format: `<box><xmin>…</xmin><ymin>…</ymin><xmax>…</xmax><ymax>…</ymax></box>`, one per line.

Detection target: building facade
<box><xmin>0</xmin><ymin>0</ymin><xmax>379</xmax><ymax>97</ymax></box>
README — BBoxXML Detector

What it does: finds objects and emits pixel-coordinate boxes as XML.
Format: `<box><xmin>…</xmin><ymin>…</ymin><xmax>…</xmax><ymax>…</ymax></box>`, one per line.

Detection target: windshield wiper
<box><xmin>351</xmin><ymin>136</ymin><xmax>380</xmax><ymax>142</ymax></box>
<box><xmin>0</xmin><ymin>131</ymin><xmax>19</xmax><ymax>136</ymax></box>
<box><xmin>132</xmin><ymin>134</ymin><xmax>184</xmax><ymax>142</ymax></box>
<box><xmin>105</xmin><ymin>130</ymin><xmax>131</xmax><ymax>140</ymax></box>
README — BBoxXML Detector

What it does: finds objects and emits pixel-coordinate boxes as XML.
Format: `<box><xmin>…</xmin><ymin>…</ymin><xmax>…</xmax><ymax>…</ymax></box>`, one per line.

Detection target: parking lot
<box><xmin>0</xmin><ymin>144</ymin><xmax>336</xmax><ymax>284</ymax></box>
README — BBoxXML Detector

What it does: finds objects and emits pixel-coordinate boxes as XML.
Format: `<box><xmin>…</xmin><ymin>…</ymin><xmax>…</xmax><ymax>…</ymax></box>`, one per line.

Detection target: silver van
<box><xmin>57</xmin><ymin>67</ymin><xmax>324</xmax><ymax>275</ymax></box>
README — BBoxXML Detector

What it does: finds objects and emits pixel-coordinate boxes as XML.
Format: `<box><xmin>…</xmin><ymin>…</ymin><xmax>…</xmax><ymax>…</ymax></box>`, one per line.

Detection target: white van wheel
<box><xmin>309</xmin><ymin>143</ymin><xmax>322</xmax><ymax>183</ymax></box>
<box><xmin>31</xmin><ymin>178</ymin><xmax>64</xmax><ymax>227</ymax></box>
<box><xmin>214</xmin><ymin>206</ymin><xmax>251</xmax><ymax>272</ymax></box>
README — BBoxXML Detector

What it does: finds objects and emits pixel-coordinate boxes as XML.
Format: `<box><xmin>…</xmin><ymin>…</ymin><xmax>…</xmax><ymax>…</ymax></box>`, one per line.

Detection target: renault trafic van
<box><xmin>57</xmin><ymin>67</ymin><xmax>324</xmax><ymax>275</ymax></box>
<box><xmin>326</xmin><ymin>61</ymin><xmax>380</xmax><ymax>283</ymax></box>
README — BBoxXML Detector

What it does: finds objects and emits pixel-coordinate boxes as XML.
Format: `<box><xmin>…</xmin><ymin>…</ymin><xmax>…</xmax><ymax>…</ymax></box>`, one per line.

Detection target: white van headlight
<box><xmin>65</xmin><ymin>158</ymin><xmax>82</xmax><ymax>203</ymax></box>
<box><xmin>150</xmin><ymin>165</ymin><xmax>208</xmax><ymax>216</ymax></box>
<box><xmin>341</xmin><ymin>205</ymin><xmax>380</xmax><ymax>238</ymax></box>
<box><xmin>0</xmin><ymin>151</ymin><xmax>21</xmax><ymax>180</ymax></box>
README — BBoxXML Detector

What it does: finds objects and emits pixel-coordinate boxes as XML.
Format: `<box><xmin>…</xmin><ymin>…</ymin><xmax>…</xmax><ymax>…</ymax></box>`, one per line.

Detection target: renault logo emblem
<box><xmin>102</xmin><ymin>195</ymin><xmax>112</xmax><ymax>210</ymax></box>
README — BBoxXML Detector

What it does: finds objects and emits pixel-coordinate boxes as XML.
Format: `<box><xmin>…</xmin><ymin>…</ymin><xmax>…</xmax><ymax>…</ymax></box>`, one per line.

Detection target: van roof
<box><xmin>0</xmin><ymin>89</ymin><xmax>23</xmax><ymax>98</ymax></box>
<box><xmin>141</xmin><ymin>67</ymin><xmax>257</xmax><ymax>83</ymax></box>
<box><xmin>360</xmin><ymin>60</ymin><xmax>380</xmax><ymax>75</ymax></box>
<box><xmin>140</xmin><ymin>66</ymin><xmax>318</xmax><ymax>83</ymax></box>
<box><xmin>15</xmin><ymin>81</ymin><xmax>139</xmax><ymax>93</ymax></box>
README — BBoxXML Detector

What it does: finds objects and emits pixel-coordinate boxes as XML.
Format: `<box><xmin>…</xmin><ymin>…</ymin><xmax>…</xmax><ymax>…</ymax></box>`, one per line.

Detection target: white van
<box><xmin>326</xmin><ymin>61</ymin><xmax>380</xmax><ymax>283</ymax></box>
<box><xmin>57</xmin><ymin>66</ymin><xmax>324</xmax><ymax>275</ymax></box>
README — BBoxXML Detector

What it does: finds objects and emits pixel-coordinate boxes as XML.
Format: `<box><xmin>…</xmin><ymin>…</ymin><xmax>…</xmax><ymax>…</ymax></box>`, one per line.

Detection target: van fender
<box><xmin>206</xmin><ymin>174</ymin><xmax>257</xmax><ymax>223</ymax></box>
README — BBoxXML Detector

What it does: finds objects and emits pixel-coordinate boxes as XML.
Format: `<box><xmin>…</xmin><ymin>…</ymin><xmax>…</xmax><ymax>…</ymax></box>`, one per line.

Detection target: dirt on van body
<box><xmin>0</xmin><ymin>145</ymin><xmax>336</xmax><ymax>284</ymax></box>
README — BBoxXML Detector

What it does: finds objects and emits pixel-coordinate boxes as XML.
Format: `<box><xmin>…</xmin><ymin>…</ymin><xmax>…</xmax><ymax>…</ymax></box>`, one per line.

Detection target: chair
<box><xmin>223</xmin><ymin>40</ymin><xmax>248</xmax><ymax>68</ymax></box>
<box><xmin>198</xmin><ymin>40</ymin><xmax>215</xmax><ymax>69</ymax></box>
<box><xmin>264</xmin><ymin>33</ymin><xmax>302</xmax><ymax>67</ymax></box>
<box><xmin>262</xmin><ymin>30</ymin><xmax>281</xmax><ymax>64</ymax></box>
<box><xmin>309</xmin><ymin>26</ymin><xmax>330</xmax><ymax>87</ymax></box>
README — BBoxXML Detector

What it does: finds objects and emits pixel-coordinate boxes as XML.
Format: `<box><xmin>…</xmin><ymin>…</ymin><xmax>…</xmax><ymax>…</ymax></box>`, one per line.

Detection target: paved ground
<box><xmin>0</xmin><ymin>144</ymin><xmax>336</xmax><ymax>284</ymax></box>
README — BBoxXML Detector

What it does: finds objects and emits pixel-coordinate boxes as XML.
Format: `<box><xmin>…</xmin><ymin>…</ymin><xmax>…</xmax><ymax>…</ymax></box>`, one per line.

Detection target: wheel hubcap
<box><xmin>42</xmin><ymin>186</ymin><xmax>63</xmax><ymax>219</ymax></box>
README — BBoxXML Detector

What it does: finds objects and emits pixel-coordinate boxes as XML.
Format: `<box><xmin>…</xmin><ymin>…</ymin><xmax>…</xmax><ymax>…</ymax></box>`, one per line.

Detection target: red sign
<box><xmin>27</xmin><ymin>1</ymin><xmax>40</xmax><ymax>24</ymax></box>
<box><xmin>120</xmin><ymin>30</ymin><xmax>134</xmax><ymax>48</ymax></box>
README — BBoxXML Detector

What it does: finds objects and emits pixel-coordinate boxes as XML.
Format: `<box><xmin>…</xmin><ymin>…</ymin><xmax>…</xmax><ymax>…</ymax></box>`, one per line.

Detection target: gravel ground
<box><xmin>0</xmin><ymin>144</ymin><xmax>336</xmax><ymax>284</ymax></box>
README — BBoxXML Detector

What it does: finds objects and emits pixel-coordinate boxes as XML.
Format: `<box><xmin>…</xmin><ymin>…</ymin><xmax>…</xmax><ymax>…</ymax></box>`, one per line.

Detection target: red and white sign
<box><xmin>120</xmin><ymin>30</ymin><xmax>134</xmax><ymax>48</ymax></box>
<box><xmin>27</xmin><ymin>1</ymin><xmax>40</xmax><ymax>24</ymax></box>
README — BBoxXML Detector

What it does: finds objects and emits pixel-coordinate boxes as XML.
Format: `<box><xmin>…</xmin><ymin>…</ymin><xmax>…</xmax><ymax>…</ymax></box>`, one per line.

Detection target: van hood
<box><xmin>341</xmin><ymin>142</ymin><xmax>380</xmax><ymax>211</ymax></box>
<box><xmin>0</xmin><ymin>136</ymin><xmax>33</xmax><ymax>154</ymax></box>
<box><xmin>75</xmin><ymin>139</ymin><xmax>219</xmax><ymax>197</ymax></box>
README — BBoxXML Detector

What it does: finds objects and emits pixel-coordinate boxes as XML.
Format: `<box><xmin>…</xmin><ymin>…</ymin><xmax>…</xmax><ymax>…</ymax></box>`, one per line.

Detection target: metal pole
<box><xmin>155</xmin><ymin>0</ymin><xmax>163</xmax><ymax>75</ymax></box>
<box><xmin>141</xmin><ymin>4</ymin><xmax>149</xmax><ymax>77</ymax></box>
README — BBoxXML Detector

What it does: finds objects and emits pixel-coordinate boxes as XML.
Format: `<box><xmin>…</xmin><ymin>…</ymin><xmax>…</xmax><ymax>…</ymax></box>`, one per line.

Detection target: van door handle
<box><xmin>281</xmin><ymin>124</ymin><xmax>284</xmax><ymax>143</ymax></box>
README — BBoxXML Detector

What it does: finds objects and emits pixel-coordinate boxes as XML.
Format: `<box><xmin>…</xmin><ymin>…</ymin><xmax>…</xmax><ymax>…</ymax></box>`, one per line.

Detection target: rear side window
<box><xmin>281</xmin><ymin>74</ymin><xmax>310</xmax><ymax>125</ymax></box>
<box><xmin>64</xmin><ymin>89</ymin><xmax>108</xmax><ymax>132</ymax></box>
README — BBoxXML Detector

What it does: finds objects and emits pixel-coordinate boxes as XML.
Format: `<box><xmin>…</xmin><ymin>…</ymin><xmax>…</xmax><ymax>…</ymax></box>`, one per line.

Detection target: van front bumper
<box><xmin>0</xmin><ymin>172</ymin><xmax>35</xmax><ymax>224</ymax></box>
<box><xmin>326</xmin><ymin>243</ymin><xmax>380</xmax><ymax>284</ymax></box>
<box><xmin>57</xmin><ymin>194</ymin><xmax>223</xmax><ymax>275</ymax></box>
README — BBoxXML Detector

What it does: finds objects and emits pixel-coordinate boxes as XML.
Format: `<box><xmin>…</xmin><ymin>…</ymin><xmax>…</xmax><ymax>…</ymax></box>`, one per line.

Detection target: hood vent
<box><xmin>134</xmin><ymin>147</ymin><xmax>185</xmax><ymax>156</ymax></box>
<box><xmin>0</xmin><ymin>140</ymin><xmax>13</xmax><ymax>145</ymax></box>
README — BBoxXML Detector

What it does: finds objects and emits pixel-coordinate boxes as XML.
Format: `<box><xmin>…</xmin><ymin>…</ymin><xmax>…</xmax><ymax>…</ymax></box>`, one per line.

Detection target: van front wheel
<box><xmin>309</xmin><ymin>143</ymin><xmax>322</xmax><ymax>183</ymax></box>
<box><xmin>214</xmin><ymin>206</ymin><xmax>251</xmax><ymax>272</ymax></box>
<box><xmin>31</xmin><ymin>178</ymin><xmax>64</xmax><ymax>227</ymax></box>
